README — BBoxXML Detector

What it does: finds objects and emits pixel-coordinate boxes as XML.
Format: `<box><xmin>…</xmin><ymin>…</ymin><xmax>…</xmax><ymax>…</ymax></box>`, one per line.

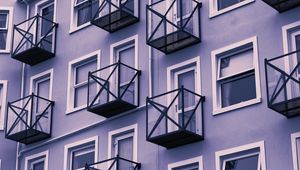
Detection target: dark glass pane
<box><xmin>0</xmin><ymin>13</ymin><xmax>7</xmax><ymax>28</ymax></box>
<box><xmin>296</xmin><ymin>35</ymin><xmax>300</xmax><ymax>73</ymax></box>
<box><xmin>32</xmin><ymin>161</ymin><xmax>45</xmax><ymax>170</ymax></box>
<box><xmin>173</xmin><ymin>162</ymin><xmax>198</xmax><ymax>170</ymax></box>
<box><xmin>225</xmin><ymin>155</ymin><xmax>259</xmax><ymax>170</ymax></box>
<box><xmin>221</xmin><ymin>72</ymin><xmax>256</xmax><ymax>107</ymax></box>
<box><xmin>118</xmin><ymin>137</ymin><xmax>134</xmax><ymax>170</ymax></box>
<box><xmin>178</xmin><ymin>70</ymin><xmax>195</xmax><ymax>110</ymax></box>
<box><xmin>218</xmin><ymin>0</ymin><xmax>245</xmax><ymax>10</ymax></box>
<box><xmin>0</xmin><ymin>31</ymin><xmax>7</xmax><ymax>50</ymax></box>
<box><xmin>41</xmin><ymin>5</ymin><xmax>54</xmax><ymax>36</ymax></box>
<box><xmin>72</xmin><ymin>150</ymin><xmax>95</xmax><ymax>170</ymax></box>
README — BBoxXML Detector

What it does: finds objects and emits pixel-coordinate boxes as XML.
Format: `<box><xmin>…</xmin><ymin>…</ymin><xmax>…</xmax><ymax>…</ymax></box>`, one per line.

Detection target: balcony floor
<box><xmin>262</xmin><ymin>0</ymin><xmax>300</xmax><ymax>12</ymax></box>
<box><xmin>147</xmin><ymin>129</ymin><xmax>203</xmax><ymax>149</ymax></box>
<box><xmin>88</xmin><ymin>99</ymin><xmax>137</xmax><ymax>118</ymax></box>
<box><xmin>91</xmin><ymin>9</ymin><xmax>139</xmax><ymax>33</ymax></box>
<box><xmin>12</xmin><ymin>47</ymin><xmax>55</xmax><ymax>66</ymax></box>
<box><xmin>6</xmin><ymin>129</ymin><xmax>50</xmax><ymax>145</ymax></box>
<box><xmin>270</xmin><ymin>97</ymin><xmax>300</xmax><ymax>118</ymax></box>
<box><xmin>147</xmin><ymin>30</ymin><xmax>200</xmax><ymax>54</ymax></box>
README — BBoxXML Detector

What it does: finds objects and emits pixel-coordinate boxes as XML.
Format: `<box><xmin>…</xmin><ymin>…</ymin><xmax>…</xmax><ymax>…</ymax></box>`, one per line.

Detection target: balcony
<box><xmin>146</xmin><ymin>0</ymin><xmax>202</xmax><ymax>54</ymax></box>
<box><xmin>265</xmin><ymin>50</ymin><xmax>300</xmax><ymax>118</ymax></box>
<box><xmin>87</xmin><ymin>61</ymin><xmax>141</xmax><ymax>118</ymax></box>
<box><xmin>11</xmin><ymin>14</ymin><xmax>58</xmax><ymax>66</ymax></box>
<box><xmin>91</xmin><ymin>0</ymin><xmax>139</xmax><ymax>33</ymax></box>
<box><xmin>5</xmin><ymin>94</ymin><xmax>54</xmax><ymax>144</ymax></box>
<box><xmin>146</xmin><ymin>86</ymin><xmax>205</xmax><ymax>149</ymax></box>
<box><xmin>262</xmin><ymin>0</ymin><xmax>300</xmax><ymax>12</ymax></box>
<box><xmin>84</xmin><ymin>155</ymin><xmax>141</xmax><ymax>170</ymax></box>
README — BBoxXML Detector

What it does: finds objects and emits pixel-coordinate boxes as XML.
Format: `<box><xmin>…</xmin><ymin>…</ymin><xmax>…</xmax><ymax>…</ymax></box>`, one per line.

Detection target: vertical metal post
<box><xmin>30</xmin><ymin>93</ymin><xmax>34</xmax><ymax>129</ymax></box>
<box><xmin>181</xmin><ymin>86</ymin><xmax>184</xmax><ymax>129</ymax></box>
<box><xmin>117</xmin><ymin>60</ymin><xmax>121</xmax><ymax>99</ymax></box>
<box><xmin>180</xmin><ymin>0</ymin><xmax>183</xmax><ymax>29</ymax></box>
<box><xmin>35</xmin><ymin>15</ymin><xmax>39</xmax><ymax>47</ymax></box>
<box><xmin>264</xmin><ymin>59</ymin><xmax>271</xmax><ymax>108</ymax></box>
<box><xmin>87</xmin><ymin>72</ymin><xmax>91</xmax><ymax>108</ymax></box>
<box><xmin>116</xmin><ymin>154</ymin><xmax>119</xmax><ymax>170</ymax></box>
<box><xmin>146</xmin><ymin>97</ymin><xmax>149</xmax><ymax>139</ymax></box>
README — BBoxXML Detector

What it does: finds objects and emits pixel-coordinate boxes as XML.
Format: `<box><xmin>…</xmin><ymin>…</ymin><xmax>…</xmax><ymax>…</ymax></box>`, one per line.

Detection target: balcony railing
<box><xmin>87</xmin><ymin>61</ymin><xmax>141</xmax><ymax>118</ymax></box>
<box><xmin>262</xmin><ymin>0</ymin><xmax>300</xmax><ymax>12</ymax></box>
<box><xmin>146</xmin><ymin>0</ymin><xmax>202</xmax><ymax>54</ymax></box>
<box><xmin>265</xmin><ymin>49</ymin><xmax>300</xmax><ymax>118</ymax></box>
<box><xmin>146</xmin><ymin>86</ymin><xmax>205</xmax><ymax>149</ymax></box>
<box><xmin>11</xmin><ymin>14</ymin><xmax>58</xmax><ymax>66</ymax></box>
<box><xmin>84</xmin><ymin>155</ymin><xmax>141</xmax><ymax>170</ymax></box>
<box><xmin>5</xmin><ymin>94</ymin><xmax>54</xmax><ymax>144</ymax></box>
<box><xmin>91</xmin><ymin>0</ymin><xmax>139</xmax><ymax>32</ymax></box>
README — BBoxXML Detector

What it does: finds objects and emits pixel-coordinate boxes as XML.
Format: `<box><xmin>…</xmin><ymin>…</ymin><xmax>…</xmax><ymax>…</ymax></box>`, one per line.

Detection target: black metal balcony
<box><xmin>11</xmin><ymin>14</ymin><xmax>58</xmax><ymax>66</ymax></box>
<box><xmin>262</xmin><ymin>0</ymin><xmax>300</xmax><ymax>12</ymax></box>
<box><xmin>5</xmin><ymin>94</ymin><xmax>54</xmax><ymax>144</ymax></box>
<box><xmin>265</xmin><ymin>50</ymin><xmax>300</xmax><ymax>118</ymax></box>
<box><xmin>146</xmin><ymin>0</ymin><xmax>201</xmax><ymax>54</ymax></box>
<box><xmin>87</xmin><ymin>61</ymin><xmax>141</xmax><ymax>118</ymax></box>
<box><xmin>146</xmin><ymin>86</ymin><xmax>205</xmax><ymax>149</ymax></box>
<box><xmin>91</xmin><ymin>0</ymin><xmax>139</xmax><ymax>33</ymax></box>
<box><xmin>84</xmin><ymin>155</ymin><xmax>141</xmax><ymax>170</ymax></box>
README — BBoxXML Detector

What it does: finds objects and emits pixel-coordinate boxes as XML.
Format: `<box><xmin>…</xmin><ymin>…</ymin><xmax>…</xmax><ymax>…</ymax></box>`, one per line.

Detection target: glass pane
<box><xmin>0</xmin><ymin>13</ymin><xmax>7</xmax><ymax>28</ymax></box>
<box><xmin>218</xmin><ymin>0</ymin><xmax>245</xmax><ymax>10</ymax></box>
<box><xmin>224</xmin><ymin>155</ymin><xmax>259</xmax><ymax>170</ymax></box>
<box><xmin>0</xmin><ymin>31</ymin><xmax>7</xmax><ymax>50</ymax></box>
<box><xmin>36</xmin><ymin>78</ymin><xmax>50</xmax><ymax>113</ymax></box>
<box><xmin>177</xmin><ymin>0</ymin><xmax>192</xmax><ymax>17</ymax></box>
<box><xmin>40</xmin><ymin>35</ymin><xmax>53</xmax><ymax>52</ymax></box>
<box><xmin>120</xmin><ymin>82</ymin><xmax>135</xmax><ymax>104</ymax></box>
<box><xmin>118</xmin><ymin>45</ymin><xmax>135</xmax><ymax>84</ymax></box>
<box><xmin>117</xmin><ymin>136</ymin><xmax>134</xmax><ymax>170</ymax></box>
<box><xmin>178</xmin><ymin>70</ymin><xmax>195</xmax><ymax>110</ymax></box>
<box><xmin>221</xmin><ymin>72</ymin><xmax>256</xmax><ymax>107</ymax></box>
<box><xmin>41</xmin><ymin>4</ymin><xmax>54</xmax><ymax>36</ymax></box>
<box><xmin>77</xmin><ymin>4</ymin><xmax>92</xmax><ymax>26</ymax></box>
<box><xmin>72</xmin><ymin>150</ymin><xmax>95</xmax><ymax>170</ymax></box>
<box><xmin>173</xmin><ymin>162</ymin><xmax>198</xmax><ymax>170</ymax></box>
<box><xmin>76</xmin><ymin>59</ymin><xmax>97</xmax><ymax>84</ymax></box>
<box><xmin>296</xmin><ymin>35</ymin><xmax>300</xmax><ymax>73</ymax></box>
<box><xmin>74</xmin><ymin>85</ymin><xmax>88</xmax><ymax>107</ymax></box>
<box><xmin>219</xmin><ymin>48</ymin><xmax>253</xmax><ymax>78</ymax></box>
<box><xmin>32</xmin><ymin>161</ymin><xmax>45</xmax><ymax>170</ymax></box>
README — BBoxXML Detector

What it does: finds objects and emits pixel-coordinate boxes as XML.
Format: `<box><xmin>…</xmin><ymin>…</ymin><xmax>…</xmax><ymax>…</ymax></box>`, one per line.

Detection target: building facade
<box><xmin>0</xmin><ymin>0</ymin><xmax>300</xmax><ymax>170</ymax></box>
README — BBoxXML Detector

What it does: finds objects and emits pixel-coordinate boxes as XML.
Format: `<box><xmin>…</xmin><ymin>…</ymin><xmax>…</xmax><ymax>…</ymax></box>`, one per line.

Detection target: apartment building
<box><xmin>0</xmin><ymin>0</ymin><xmax>300</xmax><ymax>170</ymax></box>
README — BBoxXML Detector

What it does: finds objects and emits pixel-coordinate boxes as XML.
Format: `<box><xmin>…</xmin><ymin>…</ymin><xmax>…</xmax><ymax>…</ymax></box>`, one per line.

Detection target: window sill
<box><xmin>209</xmin><ymin>0</ymin><xmax>255</xmax><ymax>18</ymax></box>
<box><xmin>0</xmin><ymin>49</ymin><xmax>10</xmax><ymax>54</ymax></box>
<box><xmin>213</xmin><ymin>97</ymin><xmax>261</xmax><ymax>115</ymax></box>
<box><xmin>66</xmin><ymin>105</ymin><xmax>87</xmax><ymax>115</ymax></box>
<box><xmin>69</xmin><ymin>22</ymin><xmax>91</xmax><ymax>34</ymax></box>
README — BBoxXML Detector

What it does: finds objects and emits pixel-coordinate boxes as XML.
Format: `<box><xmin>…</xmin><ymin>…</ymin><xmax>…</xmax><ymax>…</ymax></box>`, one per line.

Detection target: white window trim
<box><xmin>35</xmin><ymin>0</ymin><xmax>57</xmax><ymax>22</ymax></box>
<box><xmin>211</xmin><ymin>36</ymin><xmax>261</xmax><ymax>115</ymax></box>
<box><xmin>0</xmin><ymin>159</ymin><xmax>1</xmax><ymax>170</ymax></box>
<box><xmin>291</xmin><ymin>132</ymin><xmax>300</xmax><ymax>170</ymax></box>
<box><xmin>0</xmin><ymin>80</ymin><xmax>8</xmax><ymax>130</ymax></box>
<box><xmin>0</xmin><ymin>7</ymin><xmax>13</xmax><ymax>53</ymax></box>
<box><xmin>215</xmin><ymin>141</ymin><xmax>266</xmax><ymax>170</ymax></box>
<box><xmin>110</xmin><ymin>34</ymin><xmax>139</xmax><ymax>105</ymax></box>
<box><xmin>29</xmin><ymin>68</ymin><xmax>54</xmax><ymax>100</ymax></box>
<box><xmin>108</xmin><ymin>124</ymin><xmax>138</xmax><ymax>162</ymax></box>
<box><xmin>168</xmin><ymin>156</ymin><xmax>203</xmax><ymax>170</ymax></box>
<box><xmin>209</xmin><ymin>0</ymin><xmax>255</xmax><ymax>18</ymax></box>
<box><xmin>25</xmin><ymin>150</ymin><xmax>49</xmax><ymax>170</ymax></box>
<box><xmin>66</xmin><ymin>49</ymin><xmax>101</xmax><ymax>114</ymax></box>
<box><xmin>63</xmin><ymin>136</ymin><xmax>99</xmax><ymax>170</ymax></box>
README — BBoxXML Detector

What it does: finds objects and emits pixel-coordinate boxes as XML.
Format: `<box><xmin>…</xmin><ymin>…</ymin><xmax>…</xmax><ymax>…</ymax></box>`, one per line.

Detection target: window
<box><xmin>0</xmin><ymin>7</ymin><xmax>13</xmax><ymax>53</ymax></box>
<box><xmin>110</xmin><ymin>35</ymin><xmax>138</xmax><ymax>105</ymax></box>
<box><xmin>211</xmin><ymin>36</ymin><xmax>261</xmax><ymax>115</ymax></box>
<box><xmin>64</xmin><ymin>136</ymin><xmax>98</xmax><ymax>170</ymax></box>
<box><xmin>291</xmin><ymin>132</ymin><xmax>300</xmax><ymax>170</ymax></box>
<box><xmin>215</xmin><ymin>141</ymin><xmax>266</xmax><ymax>170</ymax></box>
<box><xmin>70</xmin><ymin>0</ymin><xmax>99</xmax><ymax>32</ymax></box>
<box><xmin>25</xmin><ymin>151</ymin><xmax>49</xmax><ymax>170</ymax></box>
<box><xmin>108</xmin><ymin>124</ymin><xmax>138</xmax><ymax>169</ymax></box>
<box><xmin>209</xmin><ymin>0</ymin><xmax>254</xmax><ymax>18</ymax></box>
<box><xmin>168</xmin><ymin>156</ymin><xmax>203</xmax><ymax>170</ymax></box>
<box><xmin>0</xmin><ymin>80</ymin><xmax>7</xmax><ymax>130</ymax></box>
<box><xmin>67</xmin><ymin>50</ymin><xmax>100</xmax><ymax>114</ymax></box>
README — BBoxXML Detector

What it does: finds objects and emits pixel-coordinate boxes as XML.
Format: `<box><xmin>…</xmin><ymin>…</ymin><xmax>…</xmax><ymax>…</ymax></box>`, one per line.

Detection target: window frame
<box><xmin>211</xmin><ymin>36</ymin><xmax>261</xmax><ymax>115</ymax></box>
<box><xmin>29</xmin><ymin>69</ymin><xmax>54</xmax><ymax>100</ymax></box>
<box><xmin>108</xmin><ymin>124</ymin><xmax>138</xmax><ymax>163</ymax></box>
<box><xmin>291</xmin><ymin>132</ymin><xmax>300</xmax><ymax>170</ymax></box>
<box><xmin>66</xmin><ymin>50</ymin><xmax>101</xmax><ymax>114</ymax></box>
<box><xmin>209</xmin><ymin>0</ymin><xmax>255</xmax><ymax>18</ymax></box>
<box><xmin>215</xmin><ymin>141</ymin><xmax>266</xmax><ymax>170</ymax></box>
<box><xmin>0</xmin><ymin>7</ymin><xmax>13</xmax><ymax>53</ymax></box>
<box><xmin>0</xmin><ymin>80</ymin><xmax>8</xmax><ymax>130</ymax></box>
<box><xmin>168</xmin><ymin>156</ymin><xmax>203</xmax><ymax>170</ymax></box>
<box><xmin>25</xmin><ymin>150</ymin><xmax>49</xmax><ymax>170</ymax></box>
<box><xmin>63</xmin><ymin>136</ymin><xmax>99</xmax><ymax>170</ymax></box>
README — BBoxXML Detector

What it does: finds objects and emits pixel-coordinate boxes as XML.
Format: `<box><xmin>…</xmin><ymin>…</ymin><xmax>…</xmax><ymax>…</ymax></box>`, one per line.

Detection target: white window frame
<box><xmin>0</xmin><ymin>7</ymin><xmax>13</xmax><ymax>53</ymax></box>
<box><xmin>66</xmin><ymin>49</ymin><xmax>101</xmax><ymax>114</ymax></box>
<box><xmin>209</xmin><ymin>0</ymin><xmax>255</xmax><ymax>18</ymax></box>
<box><xmin>29</xmin><ymin>69</ymin><xmax>54</xmax><ymax>100</ymax></box>
<box><xmin>110</xmin><ymin>35</ymin><xmax>139</xmax><ymax>105</ymax></box>
<box><xmin>108</xmin><ymin>124</ymin><xmax>138</xmax><ymax>163</ymax></box>
<box><xmin>168</xmin><ymin>156</ymin><xmax>203</xmax><ymax>170</ymax></box>
<box><xmin>25</xmin><ymin>150</ymin><xmax>49</xmax><ymax>170</ymax></box>
<box><xmin>215</xmin><ymin>141</ymin><xmax>266</xmax><ymax>170</ymax></box>
<box><xmin>63</xmin><ymin>136</ymin><xmax>99</xmax><ymax>170</ymax></box>
<box><xmin>211</xmin><ymin>36</ymin><xmax>261</xmax><ymax>115</ymax></box>
<box><xmin>291</xmin><ymin>132</ymin><xmax>300</xmax><ymax>170</ymax></box>
<box><xmin>0</xmin><ymin>80</ymin><xmax>8</xmax><ymax>130</ymax></box>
